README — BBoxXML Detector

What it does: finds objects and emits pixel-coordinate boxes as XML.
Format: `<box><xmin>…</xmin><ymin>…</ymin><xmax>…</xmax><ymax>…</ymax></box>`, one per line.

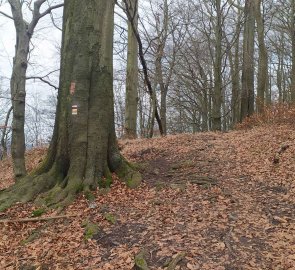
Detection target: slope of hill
<box><xmin>1</xmin><ymin>124</ymin><xmax>295</xmax><ymax>269</ymax></box>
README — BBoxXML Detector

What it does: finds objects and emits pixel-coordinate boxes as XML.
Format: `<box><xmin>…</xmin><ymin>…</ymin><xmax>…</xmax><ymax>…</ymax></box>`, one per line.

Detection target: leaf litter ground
<box><xmin>1</xmin><ymin>125</ymin><xmax>295</xmax><ymax>269</ymax></box>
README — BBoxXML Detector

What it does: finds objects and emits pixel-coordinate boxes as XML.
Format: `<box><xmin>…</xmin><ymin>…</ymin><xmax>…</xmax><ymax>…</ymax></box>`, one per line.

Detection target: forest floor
<box><xmin>1</xmin><ymin>124</ymin><xmax>295</xmax><ymax>269</ymax></box>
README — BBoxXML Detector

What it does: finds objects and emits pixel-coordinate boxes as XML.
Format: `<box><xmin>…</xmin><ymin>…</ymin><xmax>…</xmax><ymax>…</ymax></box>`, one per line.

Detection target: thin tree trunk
<box><xmin>255</xmin><ymin>0</ymin><xmax>268</xmax><ymax>113</ymax></box>
<box><xmin>9</xmin><ymin>2</ymin><xmax>30</xmax><ymax>177</ymax></box>
<box><xmin>291</xmin><ymin>0</ymin><xmax>295</xmax><ymax>102</ymax></box>
<box><xmin>212</xmin><ymin>0</ymin><xmax>222</xmax><ymax>131</ymax></box>
<box><xmin>240</xmin><ymin>0</ymin><xmax>255</xmax><ymax>121</ymax></box>
<box><xmin>124</xmin><ymin>0</ymin><xmax>138</xmax><ymax>139</ymax></box>
<box><xmin>0</xmin><ymin>106</ymin><xmax>13</xmax><ymax>160</ymax></box>
<box><xmin>228</xmin><ymin>11</ymin><xmax>241</xmax><ymax>127</ymax></box>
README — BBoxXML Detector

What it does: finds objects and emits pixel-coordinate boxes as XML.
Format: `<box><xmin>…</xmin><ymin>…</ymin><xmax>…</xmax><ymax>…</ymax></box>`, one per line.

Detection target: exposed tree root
<box><xmin>0</xmin><ymin>170</ymin><xmax>57</xmax><ymax>211</ymax></box>
<box><xmin>0</xmin><ymin>156</ymin><xmax>141</xmax><ymax>212</ymax></box>
<box><xmin>165</xmin><ymin>253</ymin><xmax>186</xmax><ymax>270</ymax></box>
<box><xmin>134</xmin><ymin>250</ymin><xmax>149</xmax><ymax>270</ymax></box>
<box><xmin>115</xmin><ymin>158</ymin><xmax>142</xmax><ymax>188</ymax></box>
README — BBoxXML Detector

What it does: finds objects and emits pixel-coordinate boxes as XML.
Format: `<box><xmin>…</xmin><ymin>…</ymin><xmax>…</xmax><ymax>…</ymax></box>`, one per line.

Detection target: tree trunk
<box><xmin>0</xmin><ymin>106</ymin><xmax>13</xmax><ymax>160</ymax></box>
<box><xmin>9</xmin><ymin>0</ymin><xmax>31</xmax><ymax>178</ymax></box>
<box><xmin>240</xmin><ymin>0</ymin><xmax>255</xmax><ymax>121</ymax></box>
<box><xmin>160</xmin><ymin>90</ymin><xmax>167</xmax><ymax>135</ymax></box>
<box><xmin>291</xmin><ymin>0</ymin><xmax>295</xmax><ymax>102</ymax></box>
<box><xmin>255</xmin><ymin>0</ymin><xmax>268</xmax><ymax>113</ymax></box>
<box><xmin>124</xmin><ymin>0</ymin><xmax>138</xmax><ymax>139</ymax></box>
<box><xmin>212</xmin><ymin>0</ymin><xmax>222</xmax><ymax>131</ymax></box>
<box><xmin>228</xmin><ymin>9</ymin><xmax>241</xmax><ymax>127</ymax></box>
<box><xmin>0</xmin><ymin>0</ymin><xmax>141</xmax><ymax>211</ymax></box>
<box><xmin>277</xmin><ymin>37</ymin><xmax>284</xmax><ymax>103</ymax></box>
<box><xmin>201</xmin><ymin>90</ymin><xmax>208</xmax><ymax>132</ymax></box>
<box><xmin>157</xmin><ymin>0</ymin><xmax>169</xmax><ymax>136</ymax></box>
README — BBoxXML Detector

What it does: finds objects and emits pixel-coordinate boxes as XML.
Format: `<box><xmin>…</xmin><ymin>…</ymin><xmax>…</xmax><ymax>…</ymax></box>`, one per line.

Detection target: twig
<box><xmin>166</xmin><ymin>252</ymin><xmax>186</xmax><ymax>270</ymax></box>
<box><xmin>273</xmin><ymin>144</ymin><xmax>290</xmax><ymax>164</ymax></box>
<box><xmin>0</xmin><ymin>214</ymin><xmax>76</xmax><ymax>223</ymax></box>
<box><xmin>0</xmin><ymin>10</ymin><xmax>13</xmax><ymax>20</ymax></box>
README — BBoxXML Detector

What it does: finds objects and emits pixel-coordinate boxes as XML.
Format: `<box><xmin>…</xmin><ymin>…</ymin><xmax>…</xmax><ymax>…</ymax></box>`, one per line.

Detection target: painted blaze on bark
<box><xmin>0</xmin><ymin>0</ymin><xmax>141</xmax><ymax>211</ymax></box>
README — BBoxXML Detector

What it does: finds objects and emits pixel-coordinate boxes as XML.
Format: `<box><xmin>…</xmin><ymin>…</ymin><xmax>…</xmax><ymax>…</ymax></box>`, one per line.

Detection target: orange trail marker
<box><xmin>70</xmin><ymin>82</ymin><xmax>76</xmax><ymax>95</ymax></box>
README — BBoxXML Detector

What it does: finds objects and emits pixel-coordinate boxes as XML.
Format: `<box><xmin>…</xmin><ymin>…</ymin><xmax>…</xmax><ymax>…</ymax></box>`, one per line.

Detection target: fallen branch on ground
<box><xmin>273</xmin><ymin>144</ymin><xmax>290</xmax><ymax>164</ymax></box>
<box><xmin>165</xmin><ymin>252</ymin><xmax>186</xmax><ymax>270</ymax></box>
<box><xmin>0</xmin><ymin>215</ymin><xmax>77</xmax><ymax>223</ymax></box>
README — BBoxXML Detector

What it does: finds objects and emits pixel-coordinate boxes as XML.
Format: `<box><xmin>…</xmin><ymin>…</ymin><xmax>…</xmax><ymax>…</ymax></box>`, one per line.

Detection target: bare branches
<box><xmin>0</xmin><ymin>10</ymin><xmax>13</xmax><ymax>20</ymax></box>
<box><xmin>26</xmin><ymin>76</ymin><xmax>58</xmax><ymax>90</ymax></box>
<box><xmin>28</xmin><ymin>1</ymin><xmax>63</xmax><ymax>35</ymax></box>
<box><xmin>26</xmin><ymin>69</ymin><xmax>59</xmax><ymax>90</ymax></box>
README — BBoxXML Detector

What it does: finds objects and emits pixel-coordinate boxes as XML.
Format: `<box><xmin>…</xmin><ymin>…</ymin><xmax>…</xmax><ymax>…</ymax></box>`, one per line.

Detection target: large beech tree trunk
<box><xmin>0</xmin><ymin>0</ymin><xmax>141</xmax><ymax>211</ymax></box>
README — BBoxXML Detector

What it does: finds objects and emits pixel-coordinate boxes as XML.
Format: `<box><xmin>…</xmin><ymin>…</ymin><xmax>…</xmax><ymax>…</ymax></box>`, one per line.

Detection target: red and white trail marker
<box><xmin>72</xmin><ymin>105</ymin><xmax>78</xmax><ymax>115</ymax></box>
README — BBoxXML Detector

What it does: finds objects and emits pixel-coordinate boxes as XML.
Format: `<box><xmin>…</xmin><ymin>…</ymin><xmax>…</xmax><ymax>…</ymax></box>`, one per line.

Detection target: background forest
<box><xmin>1</xmin><ymin>0</ymin><xmax>294</xmax><ymax>152</ymax></box>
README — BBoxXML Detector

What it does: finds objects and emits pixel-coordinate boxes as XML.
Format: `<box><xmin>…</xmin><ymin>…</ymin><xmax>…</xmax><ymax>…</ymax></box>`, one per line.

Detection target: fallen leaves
<box><xmin>1</xmin><ymin>125</ymin><xmax>295</xmax><ymax>269</ymax></box>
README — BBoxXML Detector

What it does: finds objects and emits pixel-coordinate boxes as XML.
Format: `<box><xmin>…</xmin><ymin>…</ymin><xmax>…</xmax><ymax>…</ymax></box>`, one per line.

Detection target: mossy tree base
<box><xmin>0</xmin><ymin>158</ymin><xmax>141</xmax><ymax>212</ymax></box>
<box><xmin>0</xmin><ymin>0</ymin><xmax>142</xmax><ymax>212</ymax></box>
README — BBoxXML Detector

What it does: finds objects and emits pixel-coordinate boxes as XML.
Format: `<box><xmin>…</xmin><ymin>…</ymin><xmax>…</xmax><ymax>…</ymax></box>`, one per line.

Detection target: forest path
<box><xmin>1</xmin><ymin>125</ymin><xmax>295</xmax><ymax>269</ymax></box>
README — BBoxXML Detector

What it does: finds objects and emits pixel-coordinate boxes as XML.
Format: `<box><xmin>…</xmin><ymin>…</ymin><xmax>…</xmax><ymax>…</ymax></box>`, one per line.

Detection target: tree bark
<box><xmin>0</xmin><ymin>0</ymin><xmax>141</xmax><ymax>211</ymax></box>
<box><xmin>156</xmin><ymin>0</ymin><xmax>169</xmax><ymax>135</ymax></box>
<box><xmin>255</xmin><ymin>0</ymin><xmax>268</xmax><ymax>113</ymax></box>
<box><xmin>227</xmin><ymin>8</ymin><xmax>241</xmax><ymax>127</ymax></box>
<box><xmin>0</xmin><ymin>106</ymin><xmax>12</xmax><ymax>160</ymax></box>
<box><xmin>240</xmin><ymin>0</ymin><xmax>255</xmax><ymax>121</ymax></box>
<box><xmin>291</xmin><ymin>0</ymin><xmax>295</xmax><ymax>102</ymax></box>
<box><xmin>124</xmin><ymin>0</ymin><xmax>139</xmax><ymax>139</ymax></box>
<box><xmin>9</xmin><ymin>0</ymin><xmax>30</xmax><ymax>178</ymax></box>
<box><xmin>212</xmin><ymin>0</ymin><xmax>222</xmax><ymax>131</ymax></box>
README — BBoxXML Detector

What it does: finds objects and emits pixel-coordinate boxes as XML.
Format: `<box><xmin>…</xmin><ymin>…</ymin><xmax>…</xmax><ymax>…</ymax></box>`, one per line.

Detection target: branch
<box><xmin>8</xmin><ymin>0</ymin><xmax>25</xmax><ymax>30</ymax></box>
<box><xmin>26</xmin><ymin>76</ymin><xmax>58</xmax><ymax>90</ymax></box>
<box><xmin>166</xmin><ymin>253</ymin><xmax>186</xmax><ymax>270</ymax></box>
<box><xmin>115</xmin><ymin>10</ymin><xmax>127</xmax><ymax>22</ymax></box>
<box><xmin>0</xmin><ymin>10</ymin><xmax>13</xmax><ymax>20</ymax></box>
<box><xmin>39</xmin><ymin>3</ymin><xmax>63</xmax><ymax>19</ymax></box>
<box><xmin>0</xmin><ymin>215</ymin><xmax>76</xmax><ymax>223</ymax></box>
<box><xmin>228</xmin><ymin>0</ymin><xmax>243</xmax><ymax>11</ymax></box>
<box><xmin>115</xmin><ymin>0</ymin><xmax>125</xmax><ymax>11</ymax></box>
<box><xmin>28</xmin><ymin>2</ymin><xmax>63</xmax><ymax>35</ymax></box>
<box><xmin>49</xmin><ymin>12</ymin><xmax>62</xmax><ymax>31</ymax></box>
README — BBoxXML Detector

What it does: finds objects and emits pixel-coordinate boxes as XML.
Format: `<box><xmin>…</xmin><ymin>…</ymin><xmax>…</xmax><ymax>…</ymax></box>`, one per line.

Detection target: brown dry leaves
<box><xmin>1</xmin><ymin>125</ymin><xmax>295</xmax><ymax>269</ymax></box>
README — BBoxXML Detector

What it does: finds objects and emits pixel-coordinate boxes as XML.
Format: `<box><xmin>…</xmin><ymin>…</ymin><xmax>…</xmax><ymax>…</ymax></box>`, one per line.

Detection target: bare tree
<box><xmin>0</xmin><ymin>0</ymin><xmax>63</xmax><ymax>178</ymax></box>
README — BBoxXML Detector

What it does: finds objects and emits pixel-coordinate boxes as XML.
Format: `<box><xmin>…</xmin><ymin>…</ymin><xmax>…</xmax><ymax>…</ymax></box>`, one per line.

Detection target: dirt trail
<box><xmin>1</xmin><ymin>125</ymin><xmax>295</xmax><ymax>269</ymax></box>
